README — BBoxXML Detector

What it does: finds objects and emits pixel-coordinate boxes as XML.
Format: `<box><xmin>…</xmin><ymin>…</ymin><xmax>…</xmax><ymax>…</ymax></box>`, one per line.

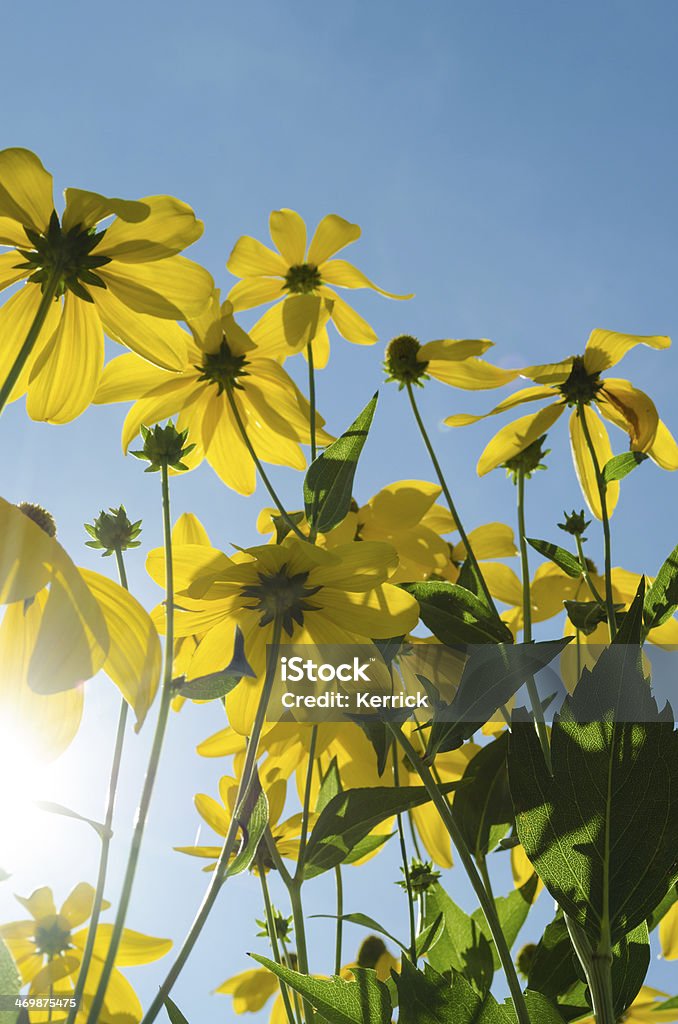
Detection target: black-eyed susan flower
<box><xmin>94</xmin><ymin>292</ymin><xmax>333</xmax><ymax>494</ymax></box>
<box><xmin>0</xmin><ymin>883</ymin><xmax>171</xmax><ymax>1023</ymax></box>
<box><xmin>0</xmin><ymin>147</ymin><xmax>213</xmax><ymax>422</ymax></box>
<box><xmin>146</xmin><ymin>536</ymin><xmax>419</xmax><ymax>734</ymax></box>
<box><xmin>227</xmin><ymin>208</ymin><xmax>412</xmax><ymax>365</ymax></box>
<box><xmin>0</xmin><ymin>497</ymin><xmax>160</xmax><ymax>761</ymax></box>
<box><xmin>444</xmin><ymin>329</ymin><xmax>678</xmax><ymax>518</ymax></box>
<box><xmin>217</xmin><ymin>966</ymin><xmax>287</xmax><ymax>1021</ymax></box>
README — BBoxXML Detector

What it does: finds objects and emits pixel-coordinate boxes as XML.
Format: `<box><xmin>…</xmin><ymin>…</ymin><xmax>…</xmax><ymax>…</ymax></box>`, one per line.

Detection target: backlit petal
<box><xmin>455</xmin><ymin>523</ymin><xmax>517</xmax><ymax>561</ymax></box>
<box><xmin>100</xmin><ymin>255</ymin><xmax>213</xmax><ymax>319</ymax></box>
<box><xmin>318</xmin><ymin>583</ymin><xmax>420</xmax><ymax>637</ymax></box>
<box><xmin>89</xmin><ymin>924</ymin><xmax>172</xmax><ymax>966</ymax></box>
<box><xmin>96</xmin><ymin>195</ymin><xmax>203</xmax><ymax>261</ymax></box>
<box><xmin>0</xmin><ymin>285</ymin><xmax>61</xmax><ymax>405</ymax></box>
<box><xmin>227</xmin><ymin>276</ymin><xmax>285</xmax><ymax>311</ymax></box>
<box><xmin>61</xmin><ymin>883</ymin><xmax>96</xmax><ymax>929</ymax></box>
<box><xmin>227</xmin><ymin>235</ymin><xmax>288</xmax><ymax>278</ymax></box>
<box><xmin>0</xmin><ymin>217</ymin><xmax>28</xmax><ymax>246</ymax></box>
<box><xmin>444</xmin><ymin>385</ymin><xmax>556</xmax><ymax>427</ymax></box>
<box><xmin>250</xmin><ymin>294</ymin><xmax>334</xmax><ymax>355</ymax></box>
<box><xmin>597</xmin><ymin>379</ymin><xmax>659</xmax><ymax>450</ymax></box>
<box><xmin>0</xmin><ymin>497</ymin><xmax>56</xmax><ymax>603</ymax></box>
<box><xmin>583</xmin><ymin>328</ymin><xmax>671</xmax><ymax>374</ymax></box>
<box><xmin>0</xmin><ymin>250</ymin><xmax>27</xmax><ymax>291</ymax></box>
<box><xmin>320</xmin><ymin>288</ymin><xmax>377</xmax><ymax>345</ymax></box>
<box><xmin>17</xmin><ymin>886</ymin><xmax>56</xmax><ymax>920</ymax></box>
<box><xmin>481</xmin><ymin>562</ymin><xmax>524</xmax><ymax>606</ymax></box>
<box><xmin>477</xmin><ymin>402</ymin><xmax>564</xmax><ymax>476</ymax></box>
<box><xmin>659</xmin><ymin>901</ymin><xmax>678</xmax><ymax>960</ymax></box>
<box><xmin>61</xmin><ymin>189</ymin><xmax>149</xmax><ymax>232</ymax></box>
<box><xmin>269</xmin><ymin>208</ymin><xmax>307</xmax><ymax>265</ymax></box>
<box><xmin>569</xmin><ymin>406</ymin><xmax>619</xmax><ymax>519</ymax></box>
<box><xmin>94</xmin><ymin>352</ymin><xmax>171</xmax><ymax>403</ymax></box>
<box><xmin>648</xmin><ymin>419</ymin><xmax>678</xmax><ymax>470</ymax></box>
<box><xmin>93</xmin><ymin>287</ymin><xmax>189</xmax><ymax>369</ymax></box>
<box><xmin>172</xmin><ymin>513</ymin><xmax>211</xmax><ymax>546</ymax></box>
<box><xmin>520</xmin><ymin>360</ymin><xmax>574</xmax><ymax>385</ymax></box>
<box><xmin>121</xmin><ymin>377</ymin><xmax>201</xmax><ymax>452</ymax></box>
<box><xmin>428</xmin><ymin>356</ymin><xmax>518</xmax><ymax>390</ymax></box>
<box><xmin>320</xmin><ymin>258</ymin><xmax>413</xmax><ymax>299</ymax></box>
<box><xmin>307</xmin><ymin>214</ymin><xmax>361</xmax><ymax>265</ymax></box>
<box><xmin>202</xmin><ymin>391</ymin><xmax>257</xmax><ymax>494</ymax></box>
<box><xmin>0</xmin><ymin>148</ymin><xmax>53</xmax><ymax>233</ymax></box>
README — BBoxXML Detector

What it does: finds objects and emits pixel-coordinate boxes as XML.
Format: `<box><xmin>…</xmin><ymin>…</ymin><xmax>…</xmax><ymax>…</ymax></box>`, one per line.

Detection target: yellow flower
<box><xmin>0</xmin><ymin>883</ymin><xmax>171</xmax><ymax>1023</ymax></box>
<box><xmin>174</xmin><ymin>773</ymin><xmax>308</xmax><ymax>869</ymax></box>
<box><xmin>95</xmin><ymin>291</ymin><xmax>333</xmax><ymax>494</ymax></box>
<box><xmin>0</xmin><ymin>497</ymin><xmax>161</xmax><ymax>761</ymax></box>
<box><xmin>148</xmin><ymin>536</ymin><xmax>420</xmax><ymax>734</ymax></box>
<box><xmin>217</xmin><ymin>967</ymin><xmax>287</xmax><ymax>1021</ymax></box>
<box><xmin>0</xmin><ymin>147</ymin><xmax>213</xmax><ymax>421</ymax></box>
<box><xmin>227</xmin><ymin>208</ymin><xmax>412</xmax><ymax>365</ymax></box>
<box><xmin>384</xmin><ymin>334</ymin><xmax>518</xmax><ymax>391</ymax></box>
<box><xmin>579</xmin><ymin>986</ymin><xmax>678</xmax><ymax>1024</ymax></box>
<box><xmin>445</xmin><ymin>329</ymin><xmax>677</xmax><ymax>518</ymax></box>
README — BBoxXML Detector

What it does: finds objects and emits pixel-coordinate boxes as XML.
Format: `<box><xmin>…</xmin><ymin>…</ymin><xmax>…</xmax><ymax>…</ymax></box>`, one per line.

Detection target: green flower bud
<box><xmin>557</xmin><ymin>509</ymin><xmax>591</xmax><ymax>538</ymax></box>
<box><xmin>256</xmin><ymin>906</ymin><xmax>293</xmax><ymax>943</ymax></box>
<box><xmin>131</xmin><ymin>421</ymin><xmax>195</xmax><ymax>473</ymax></box>
<box><xmin>503</xmin><ymin>434</ymin><xmax>550</xmax><ymax>482</ymax></box>
<box><xmin>84</xmin><ymin>505</ymin><xmax>142</xmax><ymax>556</ymax></box>
<box><xmin>397</xmin><ymin>858</ymin><xmax>441</xmax><ymax>896</ymax></box>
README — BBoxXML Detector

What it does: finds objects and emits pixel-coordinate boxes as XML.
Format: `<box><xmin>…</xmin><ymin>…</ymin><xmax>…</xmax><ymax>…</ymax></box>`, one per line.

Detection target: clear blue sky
<box><xmin>1</xmin><ymin>1</ymin><xmax>677</xmax><ymax>1020</ymax></box>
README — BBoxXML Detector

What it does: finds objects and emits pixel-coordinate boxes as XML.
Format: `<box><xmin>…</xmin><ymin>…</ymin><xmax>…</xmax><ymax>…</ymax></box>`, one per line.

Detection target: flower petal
<box><xmin>520</xmin><ymin>360</ymin><xmax>574</xmax><ymax>385</ymax></box>
<box><xmin>202</xmin><ymin>391</ymin><xmax>257</xmax><ymax>494</ymax></box>
<box><xmin>659</xmin><ymin>901</ymin><xmax>678</xmax><ymax>960</ymax></box>
<box><xmin>16</xmin><ymin>886</ymin><xmax>56</xmax><ymax>920</ymax></box>
<box><xmin>94</xmin><ymin>352</ymin><xmax>171</xmax><ymax>403</ymax></box>
<box><xmin>227</xmin><ymin>235</ymin><xmax>288</xmax><ymax>278</ymax></box>
<box><xmin>597</xmin><ymin>379</ymin><xmax>659</xmax><ymax>450</ymax></box>
<box><xmin>80</xmin><ymin>568</ymin><xmax>161</xmax><ymax>728</ymax></box>
<box><xmin>0</xmin><ymin>497</ymin><xmax>56</xmax><ymax>603</ymax></box>
<box><xmin>0</xmin><ymin>250</ymin><xmax>27</xmax><ymax>292</ymax></box>
<box><xmin>320</xmin><ymin>258</ymin><xmax>413</xmax><ymax>299</ymax></box>
<box><xmin>195</xmin><ymin>793</ymin><xmax>230</xmax><ymax>835</ymax></box>
<box><xmin>477</xmin><ymin>402</ymin><xmax>564</xmax><ymax>476</ymax></box>
<box><xmin>250</xmin><ymin>295</ymin><xmax>334</xmax><ymax>355</ymax></box>
<box><xmin>216</xmin><ymin>967</ymin><xmax>279</xmax><ymax>1011</ymax></box>
<box><xmin>100</xmin><ymin>255</ymin><xmax>213</xmax><ymax>319</ymax></box>
<box><xmin>93</xmin><ymin>286</ymin><xmax>190</xmax><ymax>369</ymax></box>
<box><xmin>0</xmin><ymin>217</ymin><xmax>28</xmax><ymax>247</ymax></box>
<box><xmin>172</xmin><ymin>513</ymin><xmax>211</xmax><ymax>547</ymax></box>
<box><xmin>319</xmin><ymin>288</ymin><xmax>377</xmax><ymax>345</ymax></box>
<box><xmin>227</xmin><ymin>276</ymin><xmax>286</xmax><ymax>312</ymax></box>
<box><xmin>96</xmin><ymin>195</ymin><xmax>203</xmax><ymax>262</ymax></box>
<box><xmin>307</xmin><ymin>214</ymin><xmax>361</xmax><ymax>265</ymax></box>
<box><xmin>0</xmin><ymin>285</ymin><xmax>62</xmax><ymax>405</ymax></box>
<box><xmin>120</xmin><ymin>377</ymin><xmax>201</xmax><ymax>452</ymax></box>
<box><xmin>61</xmin><ymin>883</ymin><xmax>96</xmax><ymax>929</ymax></box>
<box><xmin>269</xmin><ymin>208</ymin><xmax>307</xmax><ymax>265</ymax></box>
<box><xmin>584</xmin><ymin>328</ymin><xmax>671</xmax><ymax>374</ymax></box>
<box><xmin>0</xmin><ymin>148</ymin><xmax>53</xmax><ymax>233</ymax></box>
<box><xmin>318</xmin><ymin>583</ymin><xmax>420</xmax><ymax>637</ymax></box>
<box><xmin>89</xmin><ymin>924</ymin><xmax>172</xmax><ymax>966</ymax></box>
<box><xmin>428</xmin><ymin>356</ymin><xmax>518</xmax><ymax>390</ymax></box>
<box><xmin>61</xmin><ymin>189</ymin><xmax>149</xmax><ymax>232</ymax></box>
<box><xmin>569</xmin><ymin>406</ymin><xmax>619</xmax><ymax>519</ymax></box>
<box><xmin>27</xmin><ymin>293</ymin><xmax>104</xmax><ymax>423</ymax></box>
<box><xmin>481</xmin><ymin>562</ymin><xmax>524</xmax><ymax>606</ymax></box>
<box><xmin>455</xmin><ymin>523</ymin><xmax>517</xmax><ymax>561</ymax></box>
<box><xmin>444</xmin><ymin>385</ymin><xmax>558</xmax><ymax>427</ymax></box>
<box><xmin>648</xmin><ymin>419</ymin><xmax>678</xmax><ymax>471</ymax></box>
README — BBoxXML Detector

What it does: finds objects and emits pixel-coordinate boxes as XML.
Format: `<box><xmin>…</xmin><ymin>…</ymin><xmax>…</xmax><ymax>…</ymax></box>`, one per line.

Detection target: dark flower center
<box><xmin>284</xmin><ymin>263</ymin><xmax>322</xmax><ymax>294</ymax></box>
<box><xmin>557</xmin><ymin>355</ymin><xmax>603</xmax><ymax>406</ymax></box>
<box><xmin>241</xmin><ymin>564</ymin><xmax>322</xmax><ymax>636</ymax></box>
<box><xmin>384</xmin><ymin>334</ymin><xmax>429</xmax><ymax>389</ymax></box>
<box><xmin>197</xmin><ymin>337</ymin><xmax>250</xmax><ymax>394</ymax></box>
<box><xmin>15</xmin><ymin>210</ymin><xmax>110</xmax><ymax>302</ymax></box>
<box><xmin>18</xmin><ymin>502</ymin><xmax>57</xmax><ymax>538</ymax></box>
<box><xmin>34</xmin><ymin>918</ymin><xmax>72</xmax><ymax>958</ymax></box>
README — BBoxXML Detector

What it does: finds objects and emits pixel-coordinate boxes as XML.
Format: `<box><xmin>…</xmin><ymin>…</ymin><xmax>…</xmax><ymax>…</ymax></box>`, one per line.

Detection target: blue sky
<box><xmin>1</xmin><ymin>1</ymin><xmax>677</xmax><ymax>1020</ymax></box>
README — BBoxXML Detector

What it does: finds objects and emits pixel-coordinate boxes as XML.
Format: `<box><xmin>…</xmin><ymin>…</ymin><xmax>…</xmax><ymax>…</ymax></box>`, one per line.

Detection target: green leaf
<box><xmin>612</xmin><ymin>578</ymin><xmax>645</xmax><ymax>645</ymax></box>
<box><xmin>251</xmin><ymin>955</ymin><xmax>391</xmax><ymax>1024</ymax></box>
<box><xmin>647</xmin><ymin>881</ymin><xmax>677</xmax><ymax>932</ymax></box>
<box><xmin>310</xmin><ymin>913</ymin><xmax>406</xmax><ymax>952</ymax></box>
<box><xmin>504</xmin><ymin>991</ymin><xmax>568</xmax><ymax>1023</ymax></box>
<box><xmin>563</xmin><ymin>600</ymin><xmax>614</xmax><ymax>635</ymax></box>
<box><xmin>509</xmin><ymin>642</ymin><xmax>678</xmax><ymax>946</ymax></box>
<box><xmin>164</xmin><ymin>996</ymin><xmax>190</xmax><ymax>1024</ymax></box>
<box><xmin>304</xmin><ymin>393</ymin><xmax>378</xmax><ymax>534</ymax></box>
<box><xmin>423</xmin><ymin>882</ymin><xmax>494</xmax><ymax>993</ymax></box>
<box><xmin>395</xmin><ymin>959</ymin><xmax>510</xmax><ymax>1024</ymax></box>
<box><xmin>416</xmin><ymin>913</ymin><xmax>445</xmax><ymax>959</ymax></box>
<box><xmin>526</xmin><ymin>538</ymin><xmax>582</xmax><ymax>579</ymax></box>
<box><xmin>471</xmin><ymin>875</ymin><xmax>540</xmax><ymax>969</ymax></box>
<box><xmin>453</xmin><ymin>733</ymin><xmax>513</xmax><ymax>859</ymax></box>
<box><xmin>644</xmin><ymin>544</ymin><xmax>678</xmax><ymax>630</ymax></box>
<box><xmin>602</xmin><ymin>451</ymin><xmax>648</xmax><ymax>483</ymax></box>
<box><xmin>427</xmin><ymin>640</ymin><xmax>570</xmax><ymax>756</ymax></box>
<box><xmin>316</xmin><ymin>757</ymin><xmax>342</xmax><ymax>814</ymax></box>
<box><xmin>609</xmin><ymin>921</ymin><xmax>650</xmax><ymax>1018</ymax></box>
<box><xmin>402</xmin><ymin>582</ymin><xmax>513</xmax><ymax>646</ymax></box>
<box><xmin>526</xmin><ymin>914</ymin><xmax>581</xmax><ymax>1007</ymax></box>
<box><xmin>175</xmin><ymin>625</ymin><xmax>253</xmax><ymax>700</ymax></box>
<box><xmin>224</xmin><ymin>772</ymin><xmax>268</xmax><ymax>878</ymax></box>
<box><xmin>303</xmin><ymin>782</ymin><xmax>459</xmax><ymax>879</ymax></box>
<box><xmin>0</xmin><ymin>938</ymin><xmax>20</xmax><ymax>1024</ymax></box>
<box><xmin>342</xmin><ymin>832</ymin><xmax>393</xmax><ymax>865</ymax></box>
<box><xmin>656</xmin><ymin>995</ymin><xmax>678</xmax><ymax>1011</ymax></box>
<box><xmin>34</xmin><ymin>800</ymin><xmax>108</xmax><ymax>840</ymax></box>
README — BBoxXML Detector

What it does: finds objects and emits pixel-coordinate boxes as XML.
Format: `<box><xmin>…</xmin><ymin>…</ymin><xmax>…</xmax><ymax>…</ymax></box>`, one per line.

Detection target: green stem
<box><xmin>225</xmin><ymin>386</ymin><xmax>307</xmax><ymax>542</ymax></box>
<box><xmin>86</xmin><ymin>468</ymin><xmax>176</xmax><ymax>1024</ymax></box>
<box><xmin>281</xmin><ymin>934</ymin><xmax>304</xmax><ymax>1024</ymax></box>
<box><xmin>0</xmin><ymin>270</ymin><xmax>61</xmax><ymax>417</ymax></box>
<box><xmin>565</xmin><ymin>915</ymin><xmax>616</xmax><ymax>1024</ymax></box>
<box><xmin>391</xmin><ymin>725</ymin><xmax>531</xmax><ymax>1024</ymax></box>
<box><xmin>517</xmin><ymin>467</ymin><xmax>553</xmax><ymax>774</ymax></box>
<box><xmin>140</xmin><ymin>618</ymin><xmax>285</xmax><ymax>1024</ymax></box>
<box><xmin>295</xmin><ymin>726</ymin><xmax>318</xmax><ymax>878</ymax></box>
<box><xmin>258</xmin><ymin>851</ymin><xmax>298</xmax><ymax>1024</ymax></box>
<box><xmin>333</xmin><ymin>866</ymin><xmax>344</xmax><ymax>977</ymax></box>
<box><xmin>405</xmin><ymin>382</ymin><xmax>497</xmax><ymax>617</ymax></box>
<box><xmin>67</xmin><ymin>549</ymin><xmax>131</xmax><ymax>1024</ymax></box>
<box><xmin>288</xmin><ymin>881</ymin><xmax>314</xmax><ymax>1024</ymax></box>
<box><xmin>306</xmin><ymin>342</ymin><xmax>317</xmax><ymax>462</ymax></box>
<box><xmin>576</xmin><ymin>405</ymin><xmax>617</xmax><ymax>636</ymax></box>
<box><xmin>393</xmin><ymin>755</ymin><xmax>417</xmax><ymax>960</ymax></box>
<box><xmin>574</xmin><ymin>533</ymin><xmax>606</xmax><ymax>606</ymax></box>
<box><xmin>407</xmin><ymin>811</ymin><xmax>423</xmax><ymax>860</ymax></box>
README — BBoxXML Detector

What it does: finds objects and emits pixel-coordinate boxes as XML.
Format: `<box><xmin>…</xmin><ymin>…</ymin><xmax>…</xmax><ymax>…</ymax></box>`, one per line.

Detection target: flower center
<box><xmin>283</xmin><ymin>263</ymin><xmax>322</xmax><ymax>294</ymax></box>
<box><xmin>240</xmin><ymin>564</ymin><xmax>322</xmax><ymax>636</ymax></box>
<box><xmin>557</xmin><ymin>355</ymin><xmax>603</xmax><ymax>406</ymax></box>
<box><xmin>34</xmin><ymin>917</ymin><xmax>72</xmax><ymax>958</ymax></box>
<box><xmin>15</xmin><ymin>211</ymin><xmax>110</xmax><ymax>301</ymax></box>
<box><xmin>18</xmin><ymin>502</ymin><xmax>57</xmax><ymax>537</ymax></box>
<box><xmin>197</xmin><ymin>338</ymin><xmax>250</xmax><ymax>394</ymax></box>
<box><xmin>384</xmin><ymin>335</ymin><xmax>430</xmax><ymax>389</ymax></box>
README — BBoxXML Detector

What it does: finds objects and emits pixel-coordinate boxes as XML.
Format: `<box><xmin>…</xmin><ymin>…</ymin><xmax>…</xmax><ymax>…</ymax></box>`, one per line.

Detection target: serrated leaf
<box><xmin>402</xmin><ymin>582</ymin><xmax>513</xmax><ymax>646</ymax></box>
<box><xmin>304</xmin><ymin>783</ymin><xmax>459</xmax><ymax>879</ymax></box>
<box><xmin>164</xmin><ymin>995</ymin><xmax>190</xmax><ymax>1024</ymax></box>
<box><xmin>452</xmin><ymin>733</ymin><xmax>513</xmax><ymax>859</ymax></box>
<box><xmin>644</xmin><ymin>544</ymin><xmax>678</xmax><ymax>630</ymax></box>
<box><xmin>509</xmin><ymin>643</ymin><xmax>678</xmax><ymax>946</ymax></box>
<box><xmin>316</xmin><ymin>757</ymin><xmax>342</xmax><ymax>815</ymax></box>
<box><xmin>416</xmin><ymin>912</ymin><xmax>445</xmax><ymax>958</ymax></box>
<box><xmin>602</xmin><ymin>451</ymin><xmax>648</xmax><ymax>483</ymax></box>
<box><xmin>224</xmin><ymin>772</ymin><xmax>268</xmax><ymax>878</ymax></box>
<box><xmin>504</xmin><ymin>991</ymin><xmax>568</xmax><ymax>1023</ymax></box>
<box><xmin>34</xmin><ymin>801</ymin><xmax>108</xmax><ymax>840</ymax></box>
<box><xmin>526</xmin><ymin>539</ymin><xmax>582</xmax><ymax>579</ymax></box>
<box><xmin>395</xmin><ymin>959</ymin><xmax>510</xmax><ymax>1024</ymax></box>
<box><xmin>304</xmin><ymin>393</ymin><xmax>378</xmax><ymax>534</ymax></box>
<box><xmin>0</xmin><ymin>938</ymin><xmax>21</xmax><ymax>1024</ymax></box>
<box><xmin>423</xmin><ymin>882</ymin><xmax>494</xmax><ymax>993</ymax></box>
<box><xmin>251</xmin><ymin>955</ymin><xmax>391</xmax><ymax>1024</ymax></box>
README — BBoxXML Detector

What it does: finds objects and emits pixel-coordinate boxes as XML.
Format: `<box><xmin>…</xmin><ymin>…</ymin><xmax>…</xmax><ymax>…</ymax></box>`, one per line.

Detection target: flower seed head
<box><xmin>503</xmin><ymin>435</ymin><xmax>550</xmax><ymax>482</ymax></box>
<box><xmin>18</xmin><ymin>502</ymin><xmax>57</xmax><ymax>538</ymax></box>
<box><xmin>384</xmin><ymin>335</ymin><xmax>430</xmax><ymax>389</ymax></box>
<box><xmin>557</xmin><ymin>509</ymin><xmax>591</xmax><ymax>538</ymax></box>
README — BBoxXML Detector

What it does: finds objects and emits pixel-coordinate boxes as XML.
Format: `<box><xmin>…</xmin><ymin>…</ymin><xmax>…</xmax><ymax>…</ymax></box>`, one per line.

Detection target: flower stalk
<box><xmin>257</xmin><ymin>850</ymin><xmax>298</xmax><ymax>1024</ymax></box>
<box><xmin>0</xmin><ymin>266</ymin><xmax>61</xmax><ymax>417</ymax></box>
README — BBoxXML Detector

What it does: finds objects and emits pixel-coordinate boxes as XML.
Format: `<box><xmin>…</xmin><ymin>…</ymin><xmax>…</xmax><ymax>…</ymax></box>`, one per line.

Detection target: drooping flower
<box><xmin>0</xmin><ymin>883</ymin><xmax>171</xmax><ymax>1023</ymax></box>
<box><xmin>384</xmin><ymin>334</ymin><xmax>517</xmax><ymax>392</ymax></box>
<box><xmin>95</xmin><ymin>292</ymin><xmax>332</xmax><ymax>494</ymax></box>
<box><xmin>444</xmin><ymin>329</ymin><xmax>677</xmax><ymax>518</ymax></box>
<box><xmin>226</xmin><ymin>208</ymin><xmax>412</xmax><ymax>366</ymax></box>
<box><xmin>0</xmin><ymin>147</ymin><xmax>213</xmax><ymax>421</ymax></box>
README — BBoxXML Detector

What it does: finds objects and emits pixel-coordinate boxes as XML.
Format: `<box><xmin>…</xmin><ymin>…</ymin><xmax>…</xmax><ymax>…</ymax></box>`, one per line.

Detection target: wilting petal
<box><xmin>96</xmin><ymin>195</ymin><xmax>203</xmax><ymax>262</ymax></box>
<box><xmin>583</xmin><ymin>328</ymin><xmax>671</xmax><ymax>374</ymax></box>
<box><xmin>227</xmin><ymin>235</ymin><xmax>288</xmax><ymax>278</ymax></box>
<box><xmin>648</xmin><ymin>419</ymin><xmax>678</xmax><ymax>471</ymax></box>
<box><xmin>307</xmin><ymin>214</ymin><xmax>361</xmax><ymax>265</ymax></box>
<box><xmin>80</xmin><ymin>569</ymin><xmax>161</xmax><ymax>728</ymax></box>
<box><xmin>0</xmin><ymin>148</ymin><xmax>53</xmax><ymax>233</ymax></box>
<box><xmin>269</xmin><ymin>208</ymin><xmax>307</xmax><ymax>265</ymax></box>
<box><xmin>445</xmin><ymin>385</ymin><xmax>557</xmax><ymax>427</ymax></box>
<box><xmin>320</xmin><ymin>258</ymin><xmax>412</xmax><ymax>299</ymax></box>
<box><xmin>100</xmin><ymin>255</ymin><xmax>213</xmax><ymax>319</ymax></box>
<box><xmin>597</xmin><ymin>378</ymin><xmax>659</xmax><ymax>450</ymax></box>
<box><xmin>477</xmin><ymin>402</ymin><xmax>564</xmax><ymax>476</ymax></box>
<box><xmin>27</xmin><ymin>293</ymin><xmax>104</xmax><ymax>423</ymax></box>
<box><xmin>569</xmin><ymin>406</ymin><xmax>619</xmax><ymax>519</ymax></box>
<box><xmin>93</xmin><ymin>287</ymin><xmax>189</xmax><ymax>369</ymax></box>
